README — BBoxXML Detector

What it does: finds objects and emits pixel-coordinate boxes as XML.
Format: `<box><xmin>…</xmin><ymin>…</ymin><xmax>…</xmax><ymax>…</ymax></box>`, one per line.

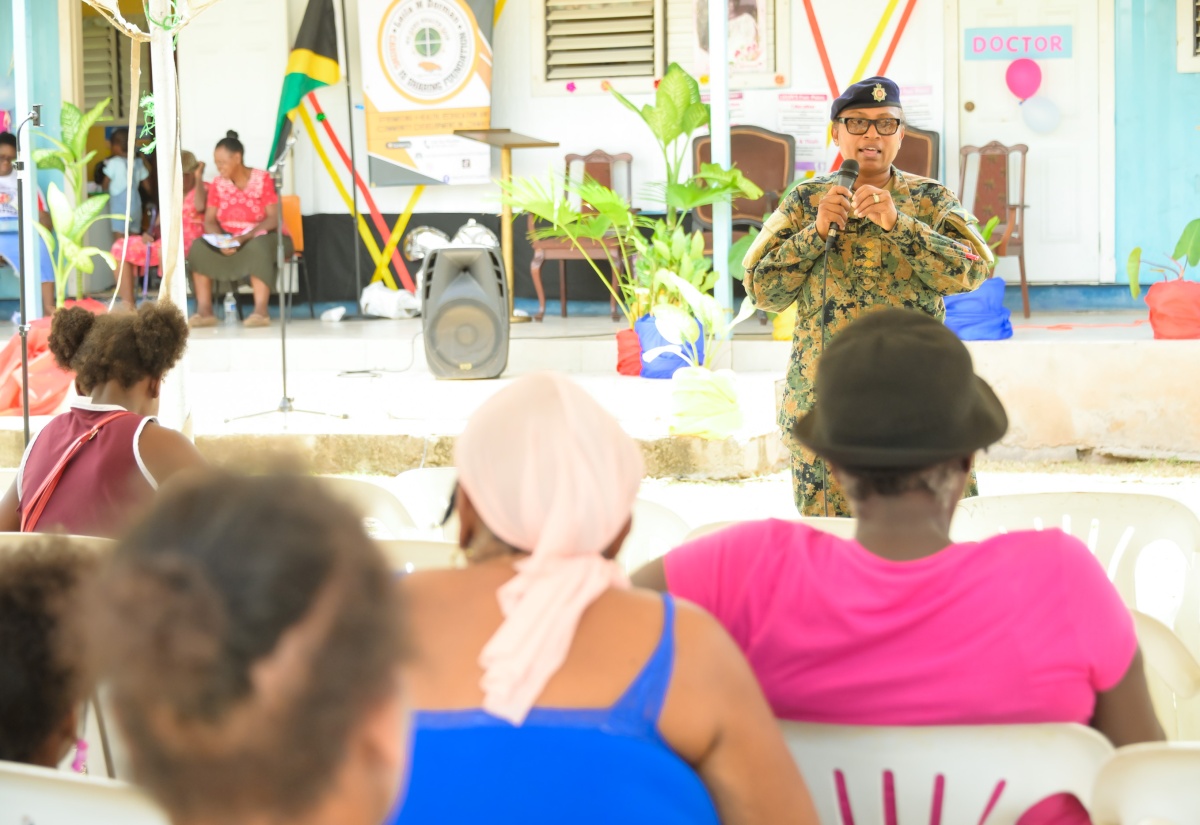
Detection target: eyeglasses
<box><xmin>836</xmin><ymin>117</ymin><xmax>904</xmax><ymax>136</ymax></box>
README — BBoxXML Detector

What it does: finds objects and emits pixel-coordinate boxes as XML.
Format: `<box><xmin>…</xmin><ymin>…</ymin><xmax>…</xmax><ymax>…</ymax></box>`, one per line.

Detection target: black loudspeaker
<box><xmin>422</xmin><ymin>246</ymin><xmax>509</xmax><ymax>379</ymax></box>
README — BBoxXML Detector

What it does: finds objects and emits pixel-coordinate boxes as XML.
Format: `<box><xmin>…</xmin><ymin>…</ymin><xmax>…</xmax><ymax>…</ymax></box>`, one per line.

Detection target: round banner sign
<box><xmin>379</xmin><ymin>0</ymin><xmax>478</xmax><ymax>104</ymax></box>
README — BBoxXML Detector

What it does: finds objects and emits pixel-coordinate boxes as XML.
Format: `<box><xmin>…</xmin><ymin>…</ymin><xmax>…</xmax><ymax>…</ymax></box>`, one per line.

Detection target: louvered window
<box><xmin>1179</xmin><ymin>0</ymin><xmax>1200</xmax><ymax>71</ymax></box>
<box><xmin>537</xmin><ymin>0</ymin><xmax>664</xmax><ymax>90</ymax></box>
<box><xmin>81</xmin><ymin>15</ymin><xmax>152</xmax><ymax>118</ymax></box>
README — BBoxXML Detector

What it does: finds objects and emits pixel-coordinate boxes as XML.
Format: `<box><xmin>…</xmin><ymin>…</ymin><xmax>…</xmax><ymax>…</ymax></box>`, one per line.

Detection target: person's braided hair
<box><xmin>47</xmin><ymin>302</ymin><xmax>188</xmax><ymax>391</ymax></box>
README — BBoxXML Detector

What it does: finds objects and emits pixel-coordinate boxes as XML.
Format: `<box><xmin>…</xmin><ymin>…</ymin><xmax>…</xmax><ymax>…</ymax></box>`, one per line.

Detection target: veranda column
<box><xmin>707</xmin><ymin>0</ymin><xmax>732</xmax><ymax>314</ymax></box>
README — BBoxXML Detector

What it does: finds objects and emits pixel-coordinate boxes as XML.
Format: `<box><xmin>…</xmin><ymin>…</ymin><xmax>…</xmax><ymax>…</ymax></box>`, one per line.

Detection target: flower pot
<box><xmin>669</xmin><ymin>367</ymin><xmax>742</xmax><ymax>440</ymax></box>
<box><xmin>635</xmin><ymin>314</ymin><xmax>704</xmax><ymax>379</ymax></box>
<box><xmin>616</xmin><ymin>328</ymin><xmax>641</xmax><ymax>376</ymax></box>
<box><xmin>944</xmin><ymin>277</ymin><xmax>1013</xmax><ymax>341</ymax></box>
<box><xmin>1146</xmin><ymin>280</ymin><xmax>1200</xmax><ymax>340</ymax></box>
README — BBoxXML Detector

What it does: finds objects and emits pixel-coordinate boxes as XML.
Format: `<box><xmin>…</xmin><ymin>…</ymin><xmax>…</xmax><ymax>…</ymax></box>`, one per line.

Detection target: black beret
<box><xmin>830</xmin><ymin>76</ymin><xmax>902</xmax><ymax>120</ymax></box>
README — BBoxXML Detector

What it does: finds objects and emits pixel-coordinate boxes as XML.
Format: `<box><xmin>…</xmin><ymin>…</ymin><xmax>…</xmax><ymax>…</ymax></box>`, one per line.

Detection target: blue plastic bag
<box><xmin>944</xmin><ymin>277</ymin><xmax>1013</xmax><ymax>341</ymax></box>
<box><xmin>635</xmin><ymin>314</ymin><xmax>705</xmax><ymax>379</ymax></box>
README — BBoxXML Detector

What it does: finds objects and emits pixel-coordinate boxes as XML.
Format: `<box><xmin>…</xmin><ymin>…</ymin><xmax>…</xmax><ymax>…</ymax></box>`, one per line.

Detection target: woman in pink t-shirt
<box><xmin>634</xmin><ymin>309</ymin><xmax>1162</xmax><ymax>822</ymax></box>
<box><xmin>186</xmin><ymin>131</ymin><xmax>292</xmax><ymax>329</ymax></box>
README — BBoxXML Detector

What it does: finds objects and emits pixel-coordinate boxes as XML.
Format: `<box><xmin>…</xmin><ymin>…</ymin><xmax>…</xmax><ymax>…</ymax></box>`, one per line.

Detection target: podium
<box><xmin>455</xmin><ymin>129</ymin><xmax>558</xmax><ymax>323</ymax></box>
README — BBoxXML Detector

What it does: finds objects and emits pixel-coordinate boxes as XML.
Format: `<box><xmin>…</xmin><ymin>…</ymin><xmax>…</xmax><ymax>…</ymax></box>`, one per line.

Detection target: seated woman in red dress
<box><xmin>111</xmin><ymin>150</ymin><xmax>208</xmax><ymax>311</ymax></box>
<box><xmin>186</xmin><ymin>131</ymin><xmax>292</xmax><ymax>329</ymax></box>
<box><xmin>0</xmin><ymin>301</ymin><xmax>206</xmax><ymax>538</ymax></box>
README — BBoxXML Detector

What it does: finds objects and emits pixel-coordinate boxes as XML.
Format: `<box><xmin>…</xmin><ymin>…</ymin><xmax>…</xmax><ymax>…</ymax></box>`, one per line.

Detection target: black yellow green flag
<box><xmin>269</xmin><ymin>0</ymin><xmax>341</xmax><ymax>169</ymax></box>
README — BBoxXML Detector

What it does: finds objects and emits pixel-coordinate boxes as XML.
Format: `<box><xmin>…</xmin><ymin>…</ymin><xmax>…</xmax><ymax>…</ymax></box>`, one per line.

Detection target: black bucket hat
<box><xmin>793</xmin><ymin>309</ymin><xmax>1008</xmax><ymax>468</ymax></box>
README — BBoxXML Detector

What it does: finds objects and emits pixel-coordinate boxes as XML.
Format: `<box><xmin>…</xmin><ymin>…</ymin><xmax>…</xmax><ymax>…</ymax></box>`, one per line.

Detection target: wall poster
<box><xmin>358</xmin><ymin>0</ymin><xmax>495</xmax><ymax>186</ymax></box>
<box><xmin>693</xmin><ymin>0</ymin><xmax>769</xmax><ymax>76</ymax></box>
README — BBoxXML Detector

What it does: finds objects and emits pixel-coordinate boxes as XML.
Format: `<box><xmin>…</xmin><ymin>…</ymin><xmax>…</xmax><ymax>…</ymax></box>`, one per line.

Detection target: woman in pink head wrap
<box><xmin>392</xmin><ymin>373</ymin><xmax>816</xmax><ymax>825</ymax></box>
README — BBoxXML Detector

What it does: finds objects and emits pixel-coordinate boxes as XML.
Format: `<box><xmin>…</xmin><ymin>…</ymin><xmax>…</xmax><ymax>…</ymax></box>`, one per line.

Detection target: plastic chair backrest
<box><xmin>391</xmin><ymin>467</ymin><xmax>459</xmax><ymax>535</ymax></box>
<box><xmin>0</xmin><ymin>760</ymin><xmax>169</xmax><ymax>825</ymax></box>
<box><xmin>1132</xmin><ymin>611</ymin><xmax>1200</xmax><ymax>740</ymax></box>
<box><xmin>617</xmin><ymin>499</ymin><xmax>690</xmax><ymax>574</ymax></box>
<box><xmin>376</xmin><ymin>538</ymin><xmax>459</xmax><ymax>572</ymax></box>
<box><xmin>781</xmin><ymin>721</ymin><xmax>1112</xmax><ymax>825</ymax></box>
<box><xmin>0</xmin><ymin>467</ymin><xmax>15</xmax><ymax>491</ymax></box>
<box><xmin>1090</xmin><ymin>743</ymin><xmax>1200</xmax><ymax>825</ymax></box>
<box><xmin>950</xmin><ymin>493</ymin><xmax>1200</xmax><ymax>627</ymax></box>
<box><xmin>315</xmin><ymin>477</ymin><xmax>417</xmax><ymax>540</ymax></box>
<box><xmin>683</xmin><ymin>516</ymin><xmax>859</xmax><ymax>543</ymax></box>
<box><xmin>281</xmin><ymin>195</ymin><xmax>304</xmax><ymax>254</ymax></box>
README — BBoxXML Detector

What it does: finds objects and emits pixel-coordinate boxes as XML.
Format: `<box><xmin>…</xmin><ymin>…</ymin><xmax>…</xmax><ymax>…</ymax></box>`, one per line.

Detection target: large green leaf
<box><xmin>650</xmin><ymin>301</ymin><xmax>701</xmax><ymax>346</ymax></box>
<box><xmin>728</xmin><ymin>229</ymin><xmax>760</xmax><ymax>280</ymax></box>
<box><xmin>697</xmin><ymin>163</ymin><xmax>764</xmax><ymax>200</ymax></box>
<box><xmin>32</xmin><ymin>149</ymin><xmax>67</xmax><ymax>173</ymax></box>
<box><xmin>1172</xmin><ymin>218</ymin><xmax>1200</xmax><ymax>267</ymax></box>
<box><xmin>680</xmin><ymin>102</ymin><xmax>710</xmax><ymax>138</ymax></box>
<box><xmin>1126</xmin><ymin>247</ymin><xmax>1142</xmax><ymax>300</ymax></box>
<box><xmin>75</xmin><ymin>99</ymin><xmax>112</xmax><ymax>159</ymax></box>
<box><xmin>656</xmin><ymin>64</ymin><xmax>699</xmax><ymax>142</ymax></box>
<box><xmin>75</xmin><ymin>247</ymin><xmax>117</xmax><ymax>273</ymax></box>
<box><xmin>607</xmin><ymin>85</ymin><xmax>644</xmax><ymax>120</ymax></box>
<box><xmin>33</xmin><ymin>223</ymin><xmax>57</xmax><ymax>258</ymax></box>
<box><xmin>640</xmin><ymin>98</ymin><xmax>682</xmax><ymax>149</ymax></box>
<box><xmin>46</xmin><ymin>184</ymin><xmax>75</xmax><ymax>237</ymax></box>
<box><xmin>60</xmin><ymin>102</ymin><xmax>83</xmax><ymax>155</ymax></box>
<box><xmin>33</xmin><ymin>132</ymin><xmax>71</xmax><ymax>155</ymax></box>
<box><xmin>73</xmin><ymin>194</ymin><xmax>110</xmax><ymax>232</ymax></box>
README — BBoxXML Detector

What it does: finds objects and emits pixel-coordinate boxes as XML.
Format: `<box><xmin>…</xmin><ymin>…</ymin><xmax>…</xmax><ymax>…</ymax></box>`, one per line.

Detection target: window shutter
<box><xmin>544</xmin><ymin>0</ymin><xmax>660</xmax><ymax>81</ymax></box>
<box><xmin>1194</xmin><ymin>0</ymin><xmax>1199</xmax><ymax>56</ymax></box>
<box><xmin>82</xmin><ymin>18</ymin><xmax>120</xmax><ymax>118</ymax></box>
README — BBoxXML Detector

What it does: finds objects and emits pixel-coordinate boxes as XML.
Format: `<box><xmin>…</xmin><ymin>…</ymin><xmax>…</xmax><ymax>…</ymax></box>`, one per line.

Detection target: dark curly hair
<box><xmin>0</xmin><ymin>538</ymin><xmax>99</xmax><ymax>764</ymax></box>
<box><xmin>48</xmin><ymin>302</ymin><xmax>188</xmax><ymax>391</ymax></box>
<box><xmin>87</xmin><ymin>472</ymin><xmax>408</xmax><ymax>821</ymax></box>
<box><xmin>216</xmin><ymin>130</ymin><xmax>244</xmax><ymax>157</ymax></box>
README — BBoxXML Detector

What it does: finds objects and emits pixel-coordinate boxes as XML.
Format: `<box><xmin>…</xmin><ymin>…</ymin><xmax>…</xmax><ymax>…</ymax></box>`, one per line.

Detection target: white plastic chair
<box><xmin>780</xmin><ymin>721</ymin><xmax>1113</xmax><ymax>825</ymax></box>
<box><xmin>683</xmin><ymin>516</ymin><xmax>859</xmax><ymax>543</ymax></box>
<box><xmin>1132</xmin><ymin>610</ymin><xmax>1200</xmax><ymax>741</ymax></box>
<box><xmin>951</xmin><ymin>493</ymin><xmax>1200</xmax><ymax>631</ymax></box>
<box><xmin>315</xmin><ymin>476</ymin><xmax>418</xmax><ymax>540</ymax></box>
<box><xmin>391</xmin><ymin>467</ymin><xmax>458</xmax><ymax>536</ymax></box>
<box><xmin>0</xmin><ymin>467</ymin><xmax>17</xmax><ymax>492</ymax></box>
<box><xmin>618</xmin><ymin>499</ymin><xmax>690</xmax><ymax>573</ymax></box>
<box><xmin>1090</xmin><ymin>743</ymin><xmax>1200</xmax><ymax>825</ymax></box>
<box><xmin>0</xmin><ymin>760</ymin><xmax>169</xmax><ymax>825</ymax></box>
<box><xmin>376</xmin><ymin>538</ymin><xmax>460</xmax><ymax>573</ymax></box>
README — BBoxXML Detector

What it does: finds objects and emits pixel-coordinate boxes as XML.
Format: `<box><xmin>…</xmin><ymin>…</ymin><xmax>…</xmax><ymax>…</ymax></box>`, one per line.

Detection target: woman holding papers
<box><xmin>186</xmin><ymin>131</ymin><xmax>291</xmax><ymax>329</ymax></box>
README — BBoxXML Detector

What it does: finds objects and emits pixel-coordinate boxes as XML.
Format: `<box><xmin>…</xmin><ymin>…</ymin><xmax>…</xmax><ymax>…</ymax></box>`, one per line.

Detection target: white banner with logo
<box><xmin>358</xmin><ymin>0</ymin><xmax>494</xmax><ymax>186</ymax></box>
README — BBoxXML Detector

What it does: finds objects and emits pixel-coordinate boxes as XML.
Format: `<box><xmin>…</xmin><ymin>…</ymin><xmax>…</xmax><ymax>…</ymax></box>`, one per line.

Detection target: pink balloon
<box><xmin>1005</xmin><ymin>58</ymin><xmax>1042</xmax><ymax>101</ymax></box>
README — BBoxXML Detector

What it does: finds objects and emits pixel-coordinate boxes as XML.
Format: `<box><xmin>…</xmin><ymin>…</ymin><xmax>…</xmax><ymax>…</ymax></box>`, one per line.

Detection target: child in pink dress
<box><xmin>111</xmin><ymin>150</ymin><xmax>207</xmax><ymax>310</ymax></box>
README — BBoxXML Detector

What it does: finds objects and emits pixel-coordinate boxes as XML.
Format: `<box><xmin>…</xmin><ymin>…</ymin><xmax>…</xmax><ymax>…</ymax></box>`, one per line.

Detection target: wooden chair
<box><xmin>691</xmin><ymin>125</ymin><xmax>796</xmax><ymax>248</ymax></box>
<box><xmin>528</xmin><ymin>150</ymin><xmax>630</xmax><ymax>321</ymax></box>
<box><xmin>959</xmin><ymin>141</ymin><xmax>1030</xmax><ymax>317</ymax></box>
<box><xmin>894</xmin><ymin>124</ymin><xmax>940</xmax><ymax>180</ymax></box>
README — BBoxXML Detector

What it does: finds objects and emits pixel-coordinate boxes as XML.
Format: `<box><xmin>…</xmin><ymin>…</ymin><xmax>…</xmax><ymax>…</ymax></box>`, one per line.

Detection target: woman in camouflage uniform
<box><xmin>743</xmin><ymin>77</ymin><xmax>993</xmax><ymax>517</ymax></box>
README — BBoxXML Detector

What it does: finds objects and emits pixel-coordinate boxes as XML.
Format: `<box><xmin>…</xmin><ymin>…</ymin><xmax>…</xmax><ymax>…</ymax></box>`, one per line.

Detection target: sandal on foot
<box><xmin>189</xmin><ymin>314</ymin><xmax>218</xmax><ymax>328</ymax></box>
<box><xmin>243</xmin><ymin>313</ymin><xmax>271</xmax><ymax>328</ymax></box>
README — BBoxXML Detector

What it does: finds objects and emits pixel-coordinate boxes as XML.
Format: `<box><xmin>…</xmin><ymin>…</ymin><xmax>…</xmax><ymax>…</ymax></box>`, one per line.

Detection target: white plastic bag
<box><xmin>360</xmin><ymin>282</ymin><xmax>420</xmax><ymax>319</ymax></box>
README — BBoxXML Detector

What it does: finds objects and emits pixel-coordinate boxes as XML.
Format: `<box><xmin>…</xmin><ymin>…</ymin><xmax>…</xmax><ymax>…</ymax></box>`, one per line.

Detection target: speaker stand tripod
<box><xmin>226</xmin><ymin>138</ymin><xmax>348</xmax><ymax>425</ymax></box>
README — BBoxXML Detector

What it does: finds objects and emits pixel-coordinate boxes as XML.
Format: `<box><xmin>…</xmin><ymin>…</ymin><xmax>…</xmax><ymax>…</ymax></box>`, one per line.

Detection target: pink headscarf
<box><xmin>455</xmin><ymin>372</ymin><xmax>644</xmax><ymax>725</ymax></box>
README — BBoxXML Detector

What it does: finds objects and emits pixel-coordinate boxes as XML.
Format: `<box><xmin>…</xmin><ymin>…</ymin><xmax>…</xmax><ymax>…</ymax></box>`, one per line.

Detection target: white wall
<box><xmin>178</xmin><ymin>0</ymin><xmax>290</xmax><ymax>177</ymax></box>
<box><xmin>179</xmin><ymin>0</ymin><xmax>946</xmax><ymax>216</ymax></box>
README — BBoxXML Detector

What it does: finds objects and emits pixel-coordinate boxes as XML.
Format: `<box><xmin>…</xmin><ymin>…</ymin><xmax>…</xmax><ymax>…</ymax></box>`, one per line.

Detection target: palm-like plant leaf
<box><xmin>32</xmin><ymin>149</ymin><xmax>67</xmax><ymax>173</ymax></box>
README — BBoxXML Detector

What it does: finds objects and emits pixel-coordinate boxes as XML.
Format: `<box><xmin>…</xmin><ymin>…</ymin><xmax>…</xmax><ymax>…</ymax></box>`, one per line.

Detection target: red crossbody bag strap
<box><xmin>21</xmin><ymin>411</ymin><xmax>135</xmax><ymax>533</ymax></box>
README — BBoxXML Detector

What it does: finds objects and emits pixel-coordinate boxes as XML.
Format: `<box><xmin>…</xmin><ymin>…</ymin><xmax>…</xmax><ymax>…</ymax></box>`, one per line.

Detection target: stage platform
<box><xmin>0</xmin><ymin>310</ymin><xmax>1196</xmax><ymax>476</ymax></box>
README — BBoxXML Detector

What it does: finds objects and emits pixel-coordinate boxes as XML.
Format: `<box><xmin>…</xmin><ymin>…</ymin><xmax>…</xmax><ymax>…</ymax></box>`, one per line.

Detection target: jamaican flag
<box><xmin>268</xmin><ymin>0</ymin><xmax>340</xmax><ymax>169</ymax></box>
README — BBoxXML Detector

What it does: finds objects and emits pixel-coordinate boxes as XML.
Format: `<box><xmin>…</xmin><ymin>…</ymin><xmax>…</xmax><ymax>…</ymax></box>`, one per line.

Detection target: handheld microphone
<box><xmin>826</xmin><ymin>159</ymin><xmax>860</xmax><ymax>247</ymax></box>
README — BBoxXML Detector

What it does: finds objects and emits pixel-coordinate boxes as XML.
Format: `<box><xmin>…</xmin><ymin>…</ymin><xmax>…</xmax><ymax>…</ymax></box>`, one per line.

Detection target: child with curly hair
<box><xmin>0</xmin><ymin>538</ymin><xmax>98</xmax><ymax>767</ymax></box>
<box><xmin>0</xmin><ymin>302</ymin><xmax>205</xmax><ymax>537</ymax></box>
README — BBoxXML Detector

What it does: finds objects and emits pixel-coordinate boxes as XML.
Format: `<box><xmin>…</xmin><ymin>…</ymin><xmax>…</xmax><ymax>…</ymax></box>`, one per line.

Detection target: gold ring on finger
<box><xmin>872</xmin><ymin>193</ymin><xmax>881</xmax><ymax>204</ymax></box>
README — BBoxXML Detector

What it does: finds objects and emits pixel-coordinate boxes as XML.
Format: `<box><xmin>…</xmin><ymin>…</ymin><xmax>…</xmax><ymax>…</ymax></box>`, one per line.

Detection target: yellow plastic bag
<box><xmin>772</xmin><ymin>304</ymin><xmax>798</xmax><ymax>341</ymax></box>
<box><xmin>669</xmin><ymin>367</ymin><xmax>742</xmax><ymax>440</ymax></box>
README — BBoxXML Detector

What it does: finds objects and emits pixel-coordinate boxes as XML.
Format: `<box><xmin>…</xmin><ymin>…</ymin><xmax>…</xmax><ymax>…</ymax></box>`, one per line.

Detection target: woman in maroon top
<box><xmin>0</xmin><ymin>302</ymin><xmax>205</xmax><ymax>537</ymax></box>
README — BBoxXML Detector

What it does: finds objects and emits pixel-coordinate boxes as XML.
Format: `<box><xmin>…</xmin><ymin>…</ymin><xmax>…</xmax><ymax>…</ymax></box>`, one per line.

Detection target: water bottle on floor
<box><xmin>223</xmin><ymin>292</ymin><xmax>237</xmax><ymax>327</ymax></box>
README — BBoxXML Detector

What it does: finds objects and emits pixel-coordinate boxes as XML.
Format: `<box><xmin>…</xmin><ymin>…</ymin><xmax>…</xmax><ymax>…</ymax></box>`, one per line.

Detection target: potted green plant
<box><xmin>32</xmin><ymin>99</ymin><xmax>120</xmax><ymax>308</ymax></box>
<box><xmin>1127</xmin><ymin>220</ymin><xmax>1200</xmax><ymax>339</ymax></box>
<box><xmin>501</xmin><ymin>63</ymin><xmax>761</xmax><ymax>376</ymax></box>
<box><xmin>645</xmin><ymin>270</ymin><xmax>756</xmax><ymax>438</ymax></box>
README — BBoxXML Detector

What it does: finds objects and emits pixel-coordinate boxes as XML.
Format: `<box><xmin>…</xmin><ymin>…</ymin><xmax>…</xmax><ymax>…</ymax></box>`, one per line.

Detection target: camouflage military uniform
<box><xmin>743</xmin><ymin>167</ymin><xmax>992</xmax><ymax>517</ymax></box>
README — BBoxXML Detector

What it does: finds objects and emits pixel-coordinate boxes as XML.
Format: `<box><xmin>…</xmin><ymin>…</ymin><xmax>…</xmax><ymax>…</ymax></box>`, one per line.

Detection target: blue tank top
<box><xmin>391</xmin><ymin>594</ymin><xmax>719</xmax><ymax>824</ymax></box>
